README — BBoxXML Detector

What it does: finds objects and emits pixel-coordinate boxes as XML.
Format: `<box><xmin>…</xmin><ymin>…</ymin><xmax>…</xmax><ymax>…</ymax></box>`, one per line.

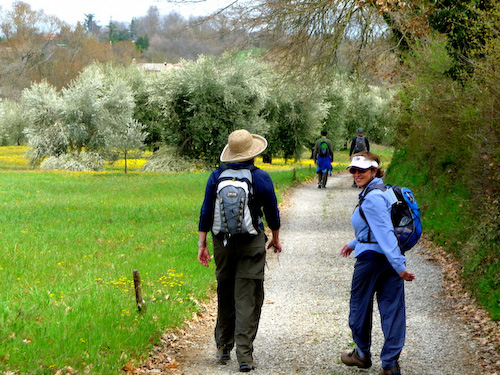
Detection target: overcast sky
<box><xmin>0</xmin><ymin>0</ymin><xmax>235</xmax><ymax>25</ymax></box>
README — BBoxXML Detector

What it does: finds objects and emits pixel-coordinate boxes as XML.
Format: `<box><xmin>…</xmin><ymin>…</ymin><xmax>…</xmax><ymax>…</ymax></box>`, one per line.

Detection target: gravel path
<box><xmin>144</xmin><ymin>173</ymin><xmax>484</xmax><ymax>375</ymax></box>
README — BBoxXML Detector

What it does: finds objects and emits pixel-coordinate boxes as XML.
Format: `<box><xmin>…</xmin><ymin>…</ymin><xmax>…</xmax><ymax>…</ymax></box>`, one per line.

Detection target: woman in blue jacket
<box><xmin>340</xmin><ymin>151</ymin><xmax>415</xmax><ymax>375</ymax></box>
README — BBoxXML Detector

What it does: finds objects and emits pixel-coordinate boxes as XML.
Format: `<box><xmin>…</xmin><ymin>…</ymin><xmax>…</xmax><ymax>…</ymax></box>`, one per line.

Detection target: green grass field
<box><xmin>0</xmin><ymin>146</ymin><xmax>391</xmax><ymax>374</ymax></box>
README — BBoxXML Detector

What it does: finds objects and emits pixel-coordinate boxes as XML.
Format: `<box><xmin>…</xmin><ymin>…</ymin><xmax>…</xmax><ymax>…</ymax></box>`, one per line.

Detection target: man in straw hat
<box><xmin>198</xmin><ymin>129</ymin><xmax>282</xmax><ymax>372</ymax></box>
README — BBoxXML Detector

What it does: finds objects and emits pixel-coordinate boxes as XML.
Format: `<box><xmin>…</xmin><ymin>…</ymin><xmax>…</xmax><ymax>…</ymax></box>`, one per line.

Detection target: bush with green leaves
<box><xmin>391</xmin><ymin>33</ymin><xmax>500</xmax><ymax>319</ymax></box>
<box><xmin>148</xmin><ymin>53</ymin><xmax>271</xmax><ymax>166</ymax></box>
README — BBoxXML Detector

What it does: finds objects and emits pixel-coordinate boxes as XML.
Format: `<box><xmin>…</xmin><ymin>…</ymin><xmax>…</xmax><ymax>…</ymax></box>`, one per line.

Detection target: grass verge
<box><xmin>386</xmin><ymin>148</ymin><xmax>500</xmax><ymax>320</ymax></box>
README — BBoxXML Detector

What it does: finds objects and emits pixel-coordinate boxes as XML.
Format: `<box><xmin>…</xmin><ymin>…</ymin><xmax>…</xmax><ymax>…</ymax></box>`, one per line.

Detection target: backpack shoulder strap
<box><xmin>358</xmin><ymin>184</ymin><xmax>387</xmax><ymax>243</ymax></box>
<box><xmin>218</xmin><ymin>163</ymin><xmax>229</xmax><ymax>173</ymax></box>
<box><xmin>218</xmin><ymin>164</ymin><xmax>257</xmax><ymax>177</ymax></box>
<box><xmin>359</xmin><ymin>184</ymin><xmax>387</xmax><ymax>208</ymax></box>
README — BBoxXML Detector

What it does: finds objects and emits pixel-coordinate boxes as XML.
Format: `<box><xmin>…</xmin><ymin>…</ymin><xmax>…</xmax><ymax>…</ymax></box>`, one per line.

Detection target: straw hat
<box><xmin>220</xmin><ymin>129</ymin><xmax>268</xmax><ymax>163</ymax></box>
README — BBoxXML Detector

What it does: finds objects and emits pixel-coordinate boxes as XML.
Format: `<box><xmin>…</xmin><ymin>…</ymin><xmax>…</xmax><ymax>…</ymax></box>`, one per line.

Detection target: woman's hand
<box><xmin>340</xmin><ymin>244</ymin><xmax>353</xmax><ymax>257</ymax></box>
<box><xmin>399</xmin><ymin>269</ymin><xmax>415</xmax><ymax>281</ymax></box>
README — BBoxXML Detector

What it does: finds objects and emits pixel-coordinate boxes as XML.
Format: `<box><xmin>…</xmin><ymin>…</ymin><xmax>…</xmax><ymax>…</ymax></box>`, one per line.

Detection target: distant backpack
<box><xmin>318</xmin><ymin>139</ymin><xmax>329</xmax><ymax>157</ymax></box>
<box><xmin>212</xmin><ymin>165</ymin><xmax>260</xmax><ymax>242</ymax></box>
<box><xmin>359</xmin><ymin>184</ymin><xmax>422</xmax><ymax>253</ymax></box>
<box><xmin>354</xmin><ymin>136</ymin><xmax>367</xmax><ymax>153</ymax></box>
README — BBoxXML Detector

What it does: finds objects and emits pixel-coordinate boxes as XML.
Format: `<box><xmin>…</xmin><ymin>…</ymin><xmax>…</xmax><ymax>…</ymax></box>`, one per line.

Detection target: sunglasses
<box><xmin>349</xmin><ymin>167</ymin><xmax>370</xmax><ymax>174</ymax></box>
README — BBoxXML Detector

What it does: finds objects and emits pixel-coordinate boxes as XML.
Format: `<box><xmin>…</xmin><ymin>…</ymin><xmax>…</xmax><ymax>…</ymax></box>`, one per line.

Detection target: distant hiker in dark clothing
<box><xmin>349</xmin><ymin>128</ymin><xmax>370</xmax><ymax>187</ymax></box>
<box><xmin>349</xmin><ymin>128</ymin><xmax>370</xmax><ymax>157</ymax></box>
<box><xmin>312</xmin><ymin>130</ymin><xmax>334</xmax><ymax>188</ymax></box>
<box><xmin>198</xmin><ymin>129</ymin><xmax>282</xmax><ymax>373</ymax></box>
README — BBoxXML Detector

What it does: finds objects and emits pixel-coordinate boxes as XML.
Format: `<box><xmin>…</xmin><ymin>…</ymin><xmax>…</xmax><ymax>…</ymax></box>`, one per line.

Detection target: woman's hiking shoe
<box><xmin>239</xmin><ymin>362</ymin><xmax>256</xmax><ymax>372</ymax></box>
<box><xmin>216</xmin><ymin>347</ymin><xmax>231</xmax><ymax>363</ymax></box>
<box><xmin>341</xmin><ymin>348</ymin><xmax>372</xmax><ymax>369</ymax></box>
<box><xmin>380</xmin><ymin>362</ymin><xmax>401</xmax><ymax>375</ymax></box>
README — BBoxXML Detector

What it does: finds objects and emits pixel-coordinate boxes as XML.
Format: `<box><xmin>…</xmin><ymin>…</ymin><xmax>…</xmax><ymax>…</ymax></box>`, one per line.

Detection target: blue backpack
<box><xmin>359</xmin><ymin>184</ymin><xmax>422</xmax><ymax>254</ymax></box>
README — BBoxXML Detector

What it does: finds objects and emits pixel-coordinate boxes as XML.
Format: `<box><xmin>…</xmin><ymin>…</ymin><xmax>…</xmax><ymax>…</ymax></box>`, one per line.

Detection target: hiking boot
<box><xmin>216</xmin><ymin>347</ymin><xmax>231</xmax><ymax>363</ymax></box>
<box><xmin>318</xmin><ymin>184</ymin><xmax>322</xmax><ymax>188</ymax></box>
<box><xmin>239</xmin><ymin>361</ymin><xmax>256</xmax><ymax>372</ymax></box>
<box><xmin>341</xmin><ymin>348</ymin><xmax>372</xmax><ymax>369</ymax></box>
<box><xmin>380</xmin><ymin>362</ymin><xmax>401</xmax><ymax>375</ymax></box>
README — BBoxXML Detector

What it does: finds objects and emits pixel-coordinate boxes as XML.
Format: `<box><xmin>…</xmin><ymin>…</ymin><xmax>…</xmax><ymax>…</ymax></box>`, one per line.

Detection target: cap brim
<box><xmin>346</xmin><ymin>156</ymin><xmax>378</xmax><ymax>169</ymax></box>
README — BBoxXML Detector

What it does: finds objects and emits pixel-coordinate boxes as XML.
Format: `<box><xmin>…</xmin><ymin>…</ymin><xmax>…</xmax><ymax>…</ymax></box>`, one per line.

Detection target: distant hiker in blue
<box><xmin>198</xmin><ymin>129</ymin><xmax>282</xmax><ymax>373</ymax></box>
<box><xmin>312</xmin><ymin>130</ymin><xmax>334</xmax><ymax>188</ymax></box>
<box><xmin>340</xmin><ymin>151</ymin><xmax>415</xmax><ymax>375</ymax></box>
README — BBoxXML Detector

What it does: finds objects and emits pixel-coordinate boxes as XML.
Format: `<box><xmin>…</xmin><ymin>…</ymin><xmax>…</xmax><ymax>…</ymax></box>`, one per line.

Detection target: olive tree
<box><xmin>149</xmin><ymin>53</ymin><xmax>271</xmax><ymax>166</ymax></box>
<box><xmin>0</xmin><ymin>99</ymin><xmax>27</xmax><ymax>145</ymax></box>
<box><xmin>23</xmin><ymin>63</ymin><xmax>148</xmax><ymax>169</ymax></box>
<box><xmin>22</xmin><ymin>81</ymin><xmax>67</xmax><ymax>167</ymax></box>
<box><xmin>262</xmin><ymin>82</ymin><xmax>328</xmax><ymax>161</ymax></box>
<box><xmin>104</xmin><ymin>119</ymin><xmax>148</xmax><ymax>173</ymax></box>
<box><xmin>59</xmin><ymin>65</ymin><xmax>108</xmax><ymax>153</ymax></box>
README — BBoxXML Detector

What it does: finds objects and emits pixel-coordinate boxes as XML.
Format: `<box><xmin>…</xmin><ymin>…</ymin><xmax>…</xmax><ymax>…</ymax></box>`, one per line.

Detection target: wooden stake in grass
<box><xmin>133</xmin><ymin>270</ymin><xmax>147</xmax><ymax>312</ymax></box>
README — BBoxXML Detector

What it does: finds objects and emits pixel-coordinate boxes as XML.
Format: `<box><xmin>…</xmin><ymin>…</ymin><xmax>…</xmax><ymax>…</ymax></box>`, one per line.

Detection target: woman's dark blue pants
<box><xmin>349</xmin><ymin>254</ymin><xmax>406</xmax><ymax>371</ymax></box>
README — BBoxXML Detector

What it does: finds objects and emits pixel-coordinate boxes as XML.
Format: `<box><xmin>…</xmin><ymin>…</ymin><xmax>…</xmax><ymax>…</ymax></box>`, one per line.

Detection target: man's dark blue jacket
<box><xmin>198</xmin><ymin>161</ymin><xmax>281</xmax><ymax>233</ymax></box>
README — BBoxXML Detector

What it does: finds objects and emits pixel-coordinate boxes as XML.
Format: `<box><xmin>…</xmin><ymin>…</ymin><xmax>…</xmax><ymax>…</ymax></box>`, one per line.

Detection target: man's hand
<box><xmin>198</xmin><ymin>245</ymin><xmax>211</xmax><ymax>267</ymax></box>
<box><xmin>267</xmin><ymin>238</ymin><xmax>282</xmax><ymax>253</ymax></box>
<box><xmin>267</xmin><ymin>230</ymin><xmax>282</xmax><ymax>253</ymax></box>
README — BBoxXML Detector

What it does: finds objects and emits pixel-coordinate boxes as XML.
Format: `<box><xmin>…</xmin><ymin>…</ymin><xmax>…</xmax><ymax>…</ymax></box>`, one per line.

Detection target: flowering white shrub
<box><xmin>40</xmin><ymin>152</ymin><xmax>104</xmax><ymax>171</ymax></box>
<box><xmin>141</xmin><ymin>147</ymin><xmax>198</xmax><ymax>172</ymax></box>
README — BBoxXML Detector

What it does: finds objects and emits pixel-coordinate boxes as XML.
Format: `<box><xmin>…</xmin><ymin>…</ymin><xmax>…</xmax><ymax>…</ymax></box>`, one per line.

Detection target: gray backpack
<box><xmin>354</xmin><ymin>136</ymin><xmax>367</xmax><ymax>153</ymax></box>
<box><xmin>212</xmin><ymin>166</ymin><xmax>260</xmax><ymax>240</ymax></box>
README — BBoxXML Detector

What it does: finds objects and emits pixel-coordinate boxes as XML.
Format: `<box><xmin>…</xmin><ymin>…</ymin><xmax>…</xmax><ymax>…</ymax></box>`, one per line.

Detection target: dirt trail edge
<box><xmin>136</xmin><ymin>173</ymin><xmax>492</xmax><ymax>375</ymax></box>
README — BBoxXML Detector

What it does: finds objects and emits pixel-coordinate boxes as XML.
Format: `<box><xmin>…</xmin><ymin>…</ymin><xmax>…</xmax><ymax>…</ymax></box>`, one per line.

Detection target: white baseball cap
<box><xmin>346</xmin><ymin>155</ymin><xmax>379</xmax><ymax>170</ymax></box>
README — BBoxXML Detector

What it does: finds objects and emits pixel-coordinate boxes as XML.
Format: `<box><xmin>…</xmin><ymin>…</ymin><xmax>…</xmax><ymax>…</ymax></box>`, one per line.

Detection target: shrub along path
<box><xmin>135</xmin><ymin>173</ymin><xmax>498</xmax><ymax>374</ymax></box>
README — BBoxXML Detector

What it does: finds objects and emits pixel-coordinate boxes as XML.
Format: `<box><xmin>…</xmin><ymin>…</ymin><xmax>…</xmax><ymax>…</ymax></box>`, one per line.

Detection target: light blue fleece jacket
<box><xmin>348</xmin><ymin>177</ymin><xmax>407</xmax><ymax>275</ymax></box>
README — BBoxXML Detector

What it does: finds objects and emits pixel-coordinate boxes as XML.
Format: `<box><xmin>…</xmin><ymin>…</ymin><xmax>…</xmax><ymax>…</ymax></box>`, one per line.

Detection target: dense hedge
<box><xmin>387</xmin><ymin>34</ymin><xmax>500</xmax><ymax>320</ymax></box>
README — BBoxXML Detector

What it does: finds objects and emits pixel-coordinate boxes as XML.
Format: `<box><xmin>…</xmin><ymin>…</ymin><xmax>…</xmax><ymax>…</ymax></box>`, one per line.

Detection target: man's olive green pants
<box><xmin>213</xmin><ymin>231</ymin><xmax>266</xmax><ymax>364</ymax></box>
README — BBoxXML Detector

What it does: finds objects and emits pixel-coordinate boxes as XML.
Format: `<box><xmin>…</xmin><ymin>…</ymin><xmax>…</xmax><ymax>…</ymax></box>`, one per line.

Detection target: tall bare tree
<box><xmin>0</xmin><ymin>1</ymin><xmax>63</xmax><ymax>98</ymax></box>
<box><xmin>161</xmin><ymin>0</ymin><xmax>432</xmax><ymax>79</ymax></box>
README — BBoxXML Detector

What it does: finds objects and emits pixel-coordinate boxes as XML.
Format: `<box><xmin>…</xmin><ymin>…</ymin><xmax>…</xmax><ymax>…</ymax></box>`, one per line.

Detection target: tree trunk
<box><xmin>124</xmin><ymin>150</ymin><xmax>128</xmax><ymax>174</ymax></box>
